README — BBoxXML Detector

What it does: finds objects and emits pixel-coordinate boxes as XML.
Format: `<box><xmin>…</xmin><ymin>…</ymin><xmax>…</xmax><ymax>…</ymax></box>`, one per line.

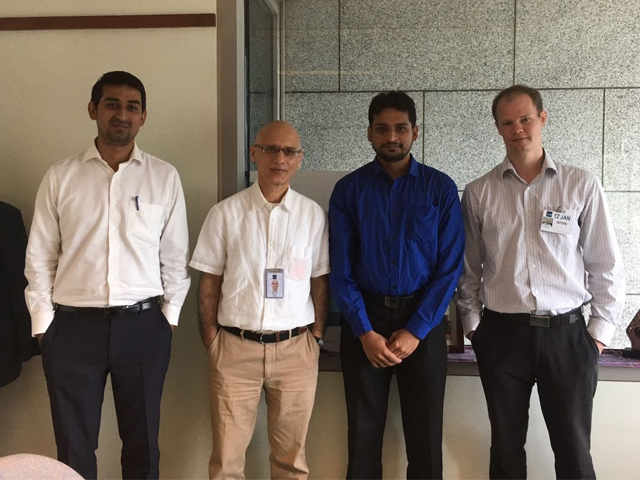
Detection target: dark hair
<box><xmin>91</xmin><ymin>71</ymin><xmax>146</xmax><ymax>111</ymax></box>
<box><xmin>492</xmin><ymin>84</ymin><xmax>543</xmax><ymax>123</ymax></box>
<box><xmin>368</xmin><ymin>91</ymin><xmax>417</xmax><ymax>127</ymax></box>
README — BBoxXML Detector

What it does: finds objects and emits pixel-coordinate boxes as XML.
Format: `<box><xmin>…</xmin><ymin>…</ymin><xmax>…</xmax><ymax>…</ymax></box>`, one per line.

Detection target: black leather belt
<box><xmin>57</xmin><ymin>297</ymin><xmax>160</xmax><ymax>317</ymax></box>
<box><xmin>483</xmin><ymin>306</ymin><xmax>583</xmax><ymax>327</ymax></box>
<box><xmin>221</xmin><ymin>325</ymin><xmax>309</xmax><ymax>344</ymax></box>
<box><xmin>362</xmin><ymin>289</ymin><xmax>423</xmax><ymax>309</ymax></box>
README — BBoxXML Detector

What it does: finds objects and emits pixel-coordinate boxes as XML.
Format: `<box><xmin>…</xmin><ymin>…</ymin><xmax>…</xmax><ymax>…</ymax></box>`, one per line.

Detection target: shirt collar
<box><xmin>249</xmin><ymin>180</ymin><xmax>294</xmax><ymax>211</ymax></box>
<box><xmin>500</xmin><ymin>149</ymin><xmax>557</xmax><ymax>179</ymax></box>
<box><xmin>81</xmin><ymin>141</ymin><xmax>144</xmax><ymax>164</ymax></box>
<box><xmin>370</xmin><ymin>154</ymin><xmax>420</xmax><ymax>178</ymax></box>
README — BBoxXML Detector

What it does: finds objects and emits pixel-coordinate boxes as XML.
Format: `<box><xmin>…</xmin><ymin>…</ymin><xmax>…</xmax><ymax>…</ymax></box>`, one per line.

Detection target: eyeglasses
<box><xmin>254</xmin><ymin>144</ymin><xmax>302</xmax><ymax>158</ymax></box>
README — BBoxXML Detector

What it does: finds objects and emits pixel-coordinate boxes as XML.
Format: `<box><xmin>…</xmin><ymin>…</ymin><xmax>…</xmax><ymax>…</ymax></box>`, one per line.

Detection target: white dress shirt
<box><xmin>457</xmin><ymin>152</ymin><xmax>625</xmax><ymax>345</ymax></box>
<box><xmin>190</xmin><ymin>181</ymin><xmax>330</xmax><ymax>332</ymax></box>
<box><xmin>25</xmin><ymin>143</ymin><xmax>191</xmax><ymax>335</ymax></box>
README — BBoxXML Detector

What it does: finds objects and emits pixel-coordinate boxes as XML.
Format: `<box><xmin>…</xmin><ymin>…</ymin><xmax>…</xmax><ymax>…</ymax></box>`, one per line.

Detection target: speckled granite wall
<box><xmin>515</xmin><ymin>0</ymin><xmax>640</xmax><ymax>88</ymax></box>
<box><xmin>280</xmin><ymin>0</ymin><xmax>640</xmax><ymax>348</ymax></box>
<box><xmin>284</xmin><ymin>0</ymin><xmax>339</xmax><ymax>91</ymax></box>
<box><xmin>604</xmin><ymin>90</ymin><xmax>640</xmax><ymax>191</ymax></box>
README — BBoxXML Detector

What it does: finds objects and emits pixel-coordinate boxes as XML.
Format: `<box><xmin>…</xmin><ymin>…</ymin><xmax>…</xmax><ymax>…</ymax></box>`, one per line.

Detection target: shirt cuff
<box><xmin>461</xmin><ymin>312</ymin><xmax>481</xmax><ymax>337</ymax></box>
<box><xmin>586</xmin><ymin>316</ymin><xmax>615</xmax><ymax>347</ymax></box>
<box><xmin>162</xmin><ymin>303</ymin><xmax>183</xmax><ymax>326</ymax></box>
<box><xmin>346</xmin><ymin>312</ymin><xmax>373</xmax><ymax>338</ymax></box>
<box><xmin>405</xmin><ymin>321</ymin><xmax>427</xmax><ymax>340</ymax></box>
<box><xmin>32</xmin><ymin>310</ymin><xmax>55</xmax><ymax>336</ymax></box>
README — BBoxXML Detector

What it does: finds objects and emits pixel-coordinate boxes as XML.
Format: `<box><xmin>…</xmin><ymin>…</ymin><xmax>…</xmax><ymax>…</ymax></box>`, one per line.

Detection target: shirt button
<box><xmin>391</xmin><ymin>260</ymin><xmax>396</xmax><ymax>265</ymax></box>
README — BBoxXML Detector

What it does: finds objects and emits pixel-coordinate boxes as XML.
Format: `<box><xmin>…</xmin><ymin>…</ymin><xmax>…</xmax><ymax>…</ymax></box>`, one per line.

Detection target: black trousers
<box><xmin>472</xmin><ymin>311</ymin><xmax>599</xmax><ymax>479</ymax></box>
<box><xmin>41</xmin><ymin>306</ymin><xmax>172</xmax><ymax>479</ymax></box>
<box><xmin>340</xmin><ymin>301</ymin><xmax>448</xmax><ymax>480</ymax></box>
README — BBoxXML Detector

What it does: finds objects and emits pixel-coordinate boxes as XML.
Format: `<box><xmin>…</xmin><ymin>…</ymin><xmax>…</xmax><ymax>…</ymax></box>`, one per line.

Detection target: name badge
<box><xmin>540</xmin><ymin>209</ymin><xmax>572</xmax><ymax>235</ymax></box>
<box><xmin>265</xmin><ymin>269</ymin><xmax>284</xmax><ymax>299</ymax></box>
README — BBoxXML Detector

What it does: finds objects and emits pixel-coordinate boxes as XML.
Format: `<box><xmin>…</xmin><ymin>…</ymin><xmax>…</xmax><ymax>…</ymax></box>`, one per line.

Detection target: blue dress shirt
<box><xmin>329</xmin><ymin>156</ymin><xmax>465</xmax><ymax>340</ymax></box>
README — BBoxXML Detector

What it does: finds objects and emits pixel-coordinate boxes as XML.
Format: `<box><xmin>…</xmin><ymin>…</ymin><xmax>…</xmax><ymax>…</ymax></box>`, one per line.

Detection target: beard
<box><xmin>374</xmin><ymin>142</ymin><xmax>412</xmax><ymax>163</ymax></box>
<box><xmin>105</xmin><ymin>123</ymin><xmax>134</xmax><ymax>146</ymax></box>
<box><xmin>106</xmin><ymin>132</ymin><xmax>133</xmax><ymax>145</ymax></box>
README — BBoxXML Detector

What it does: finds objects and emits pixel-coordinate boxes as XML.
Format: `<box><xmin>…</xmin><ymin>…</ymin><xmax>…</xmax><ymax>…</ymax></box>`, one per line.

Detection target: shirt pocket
<box><xmin>408</xmin><ymin>205</ymin><xmax>438</xmax><ymax>244</ymax></box>
<box><xmin>126</xmin><ymin>200</ymin><xmax>164</xmax><ymax>245</ymax></box>
<box><xmin>284</xmin><ymin>245</ymin><xmax>312</xmax><ymax>281</ymax></box>
<box><xmin>539</xmin><ymin>209</ymin><xmax>578</xmax><ymax>253</ymax></box>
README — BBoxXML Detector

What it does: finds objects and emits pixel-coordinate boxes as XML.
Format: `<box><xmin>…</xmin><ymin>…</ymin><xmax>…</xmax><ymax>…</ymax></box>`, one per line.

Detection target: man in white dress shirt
<box><xmin>25</xmin><ymin>71</ymin><xmax>190</xmax><ymax>480</ymax></box>
<box><xmin>457</xmin><ymin>85</ymin><xmax>625</xmax><ymax>479</ymax></box>
<box><xmin>191</xmin><ymin>121</ymin><xmax>330</xmax><ymax>479</ymax></box>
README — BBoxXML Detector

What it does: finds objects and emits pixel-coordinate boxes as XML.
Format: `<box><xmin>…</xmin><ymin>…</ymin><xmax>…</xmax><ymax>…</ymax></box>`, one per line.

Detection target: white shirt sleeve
<box><xmin>311</xmin><ymin>209</ymin><xmax>331</xmax><ymax>278</ymax></box>
<box><xmin>579</xmin><ymin>177</ymin><xmax>625</xmax><ymax>346</ymax></box>
<box><xmin>158</xmin><ymin>169</ymin><xmax>191</xmax><ymax>326</ymax></box>
<box><xmin>190</xmin><ymin>205</ymin><xmax>227</xmax><ymax>275</ymax></box>
<box><xmin>456</xmin><ymin>185</ymin><xmax>484</xmax><ymax>335</ymax></box>
<box><xmin>25</xmin><ymin>167</ymin><xmax>60</xmax><ymax>335</ymax></box>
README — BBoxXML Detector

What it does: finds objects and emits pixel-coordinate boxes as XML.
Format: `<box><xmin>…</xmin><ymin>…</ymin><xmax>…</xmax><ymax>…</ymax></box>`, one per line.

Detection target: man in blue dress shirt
<box><xmin>329</xmin><ymin>91</ymin><xmax>465</xmax><ymax>479</ymax></box>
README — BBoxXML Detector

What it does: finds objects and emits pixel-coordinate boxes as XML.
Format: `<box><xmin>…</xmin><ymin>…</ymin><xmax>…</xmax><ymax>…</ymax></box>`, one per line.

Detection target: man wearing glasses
<box><xmin>191</xmin><ymin>121</ymin><xmax>330</xmax><ymax>479</ymax></box>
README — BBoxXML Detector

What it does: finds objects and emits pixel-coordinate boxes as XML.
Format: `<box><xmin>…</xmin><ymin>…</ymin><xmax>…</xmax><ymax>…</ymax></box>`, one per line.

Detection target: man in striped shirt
<box><xmin>457</xmin><ymin>85</ymin><xmax>625</xmax><ymax>479</ymax></box>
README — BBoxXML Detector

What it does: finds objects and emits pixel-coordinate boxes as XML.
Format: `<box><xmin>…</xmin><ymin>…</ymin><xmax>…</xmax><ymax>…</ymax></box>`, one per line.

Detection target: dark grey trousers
<box><xmin>340</xmin><ymin>301</ymin><xmax>448</xmax><ymax>480</ymax></box>
<box><xmin>473</xmin><ymin>310</ymin><xmax>598</xmax><ymax>479</ymax></box>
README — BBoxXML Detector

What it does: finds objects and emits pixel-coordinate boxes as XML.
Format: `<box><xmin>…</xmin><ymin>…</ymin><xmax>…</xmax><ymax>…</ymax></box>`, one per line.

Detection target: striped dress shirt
<box><xmin>457</xmin><ymin>152</ymin><xmax>625</xmax><ymax>345</ymax></box>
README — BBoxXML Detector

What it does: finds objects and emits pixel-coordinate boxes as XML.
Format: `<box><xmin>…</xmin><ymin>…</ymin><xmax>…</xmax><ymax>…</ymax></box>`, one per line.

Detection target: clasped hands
<box><xmin>359</xmin><ymin>329</ymin><xmax>420</xmax><ymax>368</ymax></box>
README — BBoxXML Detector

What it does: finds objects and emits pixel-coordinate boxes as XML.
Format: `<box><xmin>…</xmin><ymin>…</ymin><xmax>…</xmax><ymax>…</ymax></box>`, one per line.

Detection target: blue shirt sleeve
<box><xmin>328</xmin><ymin>178</ymin><xmax>372</xmax><ymax>337</ymax></box>
<box><xmin>405</xmin><ymin>176</ymin><xmax>465</xmax><ymax>339</ymax></box>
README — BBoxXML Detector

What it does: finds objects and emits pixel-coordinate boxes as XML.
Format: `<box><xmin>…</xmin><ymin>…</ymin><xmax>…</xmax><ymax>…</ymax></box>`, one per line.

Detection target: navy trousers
<box><xmin>41</xmin><ymin>305</ymin><xmax>172</xmax><ymax>479</ymax></box>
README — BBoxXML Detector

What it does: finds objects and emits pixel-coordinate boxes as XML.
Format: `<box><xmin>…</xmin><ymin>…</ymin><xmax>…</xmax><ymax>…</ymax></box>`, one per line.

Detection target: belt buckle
<box><xmin>529</xmin><ymin>314</ymin><xmax>550</xmax><ymax>328</ymax></box>
<box><xmin>259</xmin><ymin>333</ymin><xmax>265</xmax><ymax>344</ymax></box>
<box><xmin>384</xmin><ymin>296</ymin><xmax>399</xmax><ymax>308</ymax></box>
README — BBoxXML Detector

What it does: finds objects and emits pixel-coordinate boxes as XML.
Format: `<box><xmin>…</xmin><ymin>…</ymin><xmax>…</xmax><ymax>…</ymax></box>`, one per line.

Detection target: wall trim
<box><xmin>0</xmin><ymin>14</ymin><xmax>216</xmax><ymax>31</ymax></box>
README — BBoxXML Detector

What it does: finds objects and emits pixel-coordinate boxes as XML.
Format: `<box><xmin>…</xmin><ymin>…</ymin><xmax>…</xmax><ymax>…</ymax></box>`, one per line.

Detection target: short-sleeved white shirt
<box><xmin>190</xmin><ymin>182</ymin><xmax>330</xmax><ymax>331</ymax></box>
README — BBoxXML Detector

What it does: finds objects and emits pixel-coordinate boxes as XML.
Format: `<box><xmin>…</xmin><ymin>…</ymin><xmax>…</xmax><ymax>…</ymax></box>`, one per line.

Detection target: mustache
<box><xmin>110</xmin><ymin>120</ymin><xmax>131</xmax><ymax>127</ymax></box>
<box><xmin>382</xmin><ymin>143</ymin><xmax>403</xmax><ymax>148</ymax></box>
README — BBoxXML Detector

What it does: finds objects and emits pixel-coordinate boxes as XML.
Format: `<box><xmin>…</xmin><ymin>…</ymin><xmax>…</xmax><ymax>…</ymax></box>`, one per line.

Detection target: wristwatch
<box><xmin>313</xmin><ymin>336</ymin><xmax>325</xmax><ymax>347</ymax></box>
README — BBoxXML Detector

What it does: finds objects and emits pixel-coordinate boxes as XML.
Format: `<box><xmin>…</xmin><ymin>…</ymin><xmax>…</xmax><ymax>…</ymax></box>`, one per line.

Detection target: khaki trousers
<box><xmin>208</xmin><ymin>327</ymin><xmax>320</xmax><ymax>480</ymax></box>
